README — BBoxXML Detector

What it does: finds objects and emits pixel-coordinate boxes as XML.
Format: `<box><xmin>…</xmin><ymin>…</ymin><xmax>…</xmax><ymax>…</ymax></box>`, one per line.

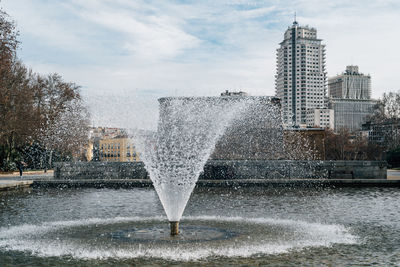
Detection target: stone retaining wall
<box><xmin>54</xmin><ymin>160</ymin><xmax>387</xmax><ymax>180</ymax></box>
<box><xmin>201</xmin><ymin>160</ymin><xmax>387</xmax><ymax>179</ymax></box>
<box><xmin>54</xmin><ymin>162</ymin><xmax>148</xmax><ymax>179</ymax></box>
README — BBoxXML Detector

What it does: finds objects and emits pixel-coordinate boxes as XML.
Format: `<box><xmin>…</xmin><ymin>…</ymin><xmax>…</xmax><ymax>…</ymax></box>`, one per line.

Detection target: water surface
<box><xmin>0</xmin><ymin>186</ymin><xmax>399</xmax><ymax>266</ymax></box>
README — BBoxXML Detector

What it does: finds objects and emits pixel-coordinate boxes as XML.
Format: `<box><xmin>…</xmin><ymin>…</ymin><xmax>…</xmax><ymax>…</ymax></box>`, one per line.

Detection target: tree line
<box><xmin>0</xmin><ymin>7</ymin><xmax>89</xmax><ymax>171</ymax></box>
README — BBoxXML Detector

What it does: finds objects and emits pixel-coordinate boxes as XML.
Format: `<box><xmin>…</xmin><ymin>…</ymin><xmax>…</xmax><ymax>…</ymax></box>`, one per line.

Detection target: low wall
<box><xmin>54</xmin><ymin>160</ymin><xmax>387</xmax><ymax>180</ymax></box>
<box><xmin>54</xmin><ymin>162</ymin><xmax>148</xmax><ymax>180</ymax></box>
<box><xmin>201</xmin><ymin>160</ymin><xmax>387</xmax><ymax>179</ymax></box>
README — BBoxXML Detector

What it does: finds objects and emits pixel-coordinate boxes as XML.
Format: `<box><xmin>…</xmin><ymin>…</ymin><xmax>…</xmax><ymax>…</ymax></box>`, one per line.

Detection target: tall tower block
<box><xmin>275</xmin><ymin>20</ymin><xmax>327</xmax><ymax>127</ymax></box>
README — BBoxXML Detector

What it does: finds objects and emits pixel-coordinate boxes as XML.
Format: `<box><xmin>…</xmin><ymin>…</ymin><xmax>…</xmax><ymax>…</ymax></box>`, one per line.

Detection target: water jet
<box><xmin>134</xmin><ymin>96</ymin><xmax>258</xmax><ymax>232</ymax></box>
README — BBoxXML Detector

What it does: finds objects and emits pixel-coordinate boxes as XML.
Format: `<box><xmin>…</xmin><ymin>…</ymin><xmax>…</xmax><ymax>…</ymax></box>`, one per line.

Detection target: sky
<box><xmin>2</xmin><ymin>0</ymin><xmax>400</xmax><ymax>128</ymax></box>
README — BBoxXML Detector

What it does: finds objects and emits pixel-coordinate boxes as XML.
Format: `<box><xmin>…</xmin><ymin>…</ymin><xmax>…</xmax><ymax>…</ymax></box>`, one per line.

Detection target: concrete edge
<box><xmin>0</xmin><ymin>180</ymin><xmax>33</xmax><ymax>191</ymax></box>
<box><xmin>31</xmin><ymin>179</ymin><xmax>400</xmax><ymax>189</ymax></box>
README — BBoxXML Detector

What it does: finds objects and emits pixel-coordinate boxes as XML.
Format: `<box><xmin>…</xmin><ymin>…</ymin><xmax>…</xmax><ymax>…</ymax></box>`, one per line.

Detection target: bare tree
<box><xmin>33</xmin><ymin>74</ymin><xmax>90</xmax><ymax>170</ymax></box>
<box><xmin>367</xmin><ymin>91</ymin><xmax>400</xmax><ymax>150</ymax></box>
<box><xmin>0</xmin><ymin>6</ymin><xmax>18</xmax><ymax>71</ymax></box>
<box><xmin>0</xmin><ymin>61</ymin><xmax>37</xmax><ymax>170</ymax></box>
<box><xmin>41</xmin><ymin>99</ymin><xmax>89</xmax><ymax>168</ymax></box>
<box><xmin>324</xmin><ymin>128</ymin><xmax>384</xmax><ymax>160</ymax></box>
<box><xmin>0</xmin><ymin>6</ymin><xmax>90</xmax><ymax>171</ymax></box>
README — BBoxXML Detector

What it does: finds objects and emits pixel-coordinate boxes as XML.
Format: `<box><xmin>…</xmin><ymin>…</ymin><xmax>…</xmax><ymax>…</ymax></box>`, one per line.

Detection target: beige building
<box><xmin>99</xmin><ymin>137</ymin><xmax>140</xmax><ymax>162</ymax></box>
<box><xmin>85</xmin><ymin>142</ymin><xmax>94</xmax><ymax>161</ymax></box>
<box><xmin>86</xmin><ymin>127</ymin><xmax>133</xmax><ymax>162</ymax></box>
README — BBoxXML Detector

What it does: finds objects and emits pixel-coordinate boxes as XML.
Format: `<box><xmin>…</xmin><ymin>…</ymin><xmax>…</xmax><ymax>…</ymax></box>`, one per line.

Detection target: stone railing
<box><xmin>54</xmin><ymin>160</ymin><xmax>387</xmax><ymax>180</ymax></box>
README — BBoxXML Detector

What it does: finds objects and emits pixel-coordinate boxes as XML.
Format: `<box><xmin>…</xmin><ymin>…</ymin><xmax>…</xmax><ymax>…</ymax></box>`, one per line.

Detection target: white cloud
<box><xmin>3</xmin><ymin>1</ymin><xmax>94</xmax><ymax>53</ymax></box>
<box><xmin>2</xmin><ymin>0</ymin><xmax>400</xmax><ymax>127</ymax></box>
<box><xmin>79</xmin><ymin>9</ymin><xmax>200</xmax><ymax>59</ymax></box>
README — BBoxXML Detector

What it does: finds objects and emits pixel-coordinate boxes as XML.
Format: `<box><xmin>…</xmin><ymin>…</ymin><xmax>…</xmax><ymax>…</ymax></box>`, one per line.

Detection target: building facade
<box><xmin>328</xmin><ymin>65</ymin><xmax>371</xmax><ymax>100</ymax></box>
<box><xmin>306</xmin><ymin>108</ymin><xmax>334</xmax><ymax>129</ymax></box>
<box><xmin>99</xmin><ymin>137</ymin><xmax>140</xmax><ymax>162</ymax></box>
<box><xmin>328</xmin><ymin>99</ymin><xmax>376</xmax><ymax>132</ymax></box>
<box><xmin>88</xmin><ymin>127</ymin><xmax>129</xmax><ymax>161</ymax></box>
<box><xmin>275</xmin><ymin>20</ymin><xmax>327</xmax><ymax>127</ymax></box>
<box><xmin>361</xmin><ymin>120</ymin><xmax>400</xmax><ymax>144</ymax></box>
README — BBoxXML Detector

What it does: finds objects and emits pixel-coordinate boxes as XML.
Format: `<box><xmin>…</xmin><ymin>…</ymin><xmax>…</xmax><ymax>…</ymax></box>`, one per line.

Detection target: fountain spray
<box><xmin>134</xmin><ymin>97</ymin><xmax>253</xmax><ymax>235</ymax></box>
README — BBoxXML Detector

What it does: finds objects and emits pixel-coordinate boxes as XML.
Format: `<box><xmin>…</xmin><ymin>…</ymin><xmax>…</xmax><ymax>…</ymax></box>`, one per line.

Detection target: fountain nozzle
<box><xmin>170</xmin><ymin>221</ymin><xmax>179</xmax><ymax>236</ymax></box>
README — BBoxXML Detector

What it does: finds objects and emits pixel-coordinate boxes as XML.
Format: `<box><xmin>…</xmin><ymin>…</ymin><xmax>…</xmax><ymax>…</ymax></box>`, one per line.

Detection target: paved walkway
<box><xmin>387</xmin><ymin>169</ymin><xmax>400</xmax><ymax>180</ymax></box>
<box><xmin>0</xmin><ymin>170</ymin><xmax>52</xmax><ymax>191</ymax></box>
<box><xmin>0</xmin><ymin>170</ymin><xmax>53</xmax><ymax>181</ymax></box>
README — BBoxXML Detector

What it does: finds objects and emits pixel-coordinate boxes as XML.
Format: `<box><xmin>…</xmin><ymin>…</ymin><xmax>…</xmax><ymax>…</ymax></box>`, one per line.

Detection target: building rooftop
<box><xmin>220</xmin><ymin>90</ymin><xmax>248</xmax><ymax>97</ymax></box>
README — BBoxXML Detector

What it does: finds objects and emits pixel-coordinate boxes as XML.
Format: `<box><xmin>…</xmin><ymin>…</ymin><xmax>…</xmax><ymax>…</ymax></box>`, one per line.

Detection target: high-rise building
<box><xmin>328</xmin><ymin>65</ymin><xmax>376</xmax><ymax>132</ymax></box>
<box><xmin>328</xmin><ymin>65</ymin><xmax>371</xmax><ymax>99</ymax></box>
<box><xmin>275</xmin><ymin>20</ymin><xmax>327</xmax><ymax>127</ymax></box>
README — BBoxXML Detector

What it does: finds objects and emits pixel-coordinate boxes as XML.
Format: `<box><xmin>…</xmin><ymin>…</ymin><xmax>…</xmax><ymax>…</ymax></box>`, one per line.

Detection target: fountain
<box><xmin>134</xmin><ymin>96</ymin><xmax>252</xmax><ymax>235</ymax></box>
<box><xmin>3</xmin><ymin>94</ymin><xmax>398</xmax><ymax>265</ymax></box>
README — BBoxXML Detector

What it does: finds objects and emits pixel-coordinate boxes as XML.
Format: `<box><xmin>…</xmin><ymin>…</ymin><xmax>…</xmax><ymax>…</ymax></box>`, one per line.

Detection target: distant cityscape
<box><xmin>87</xmin><ymin>19</ymin><xmax>397</xmax><ymax>163</ymax></box>
<box><xmin>0</xmin><ymin>3</ymin><xmax>398</xmax><ymax>172</ymax></box>
<box><xmin>275</xmin><ymin>19</ymin><xmax>376</xmax><ymax>133</ymax></box>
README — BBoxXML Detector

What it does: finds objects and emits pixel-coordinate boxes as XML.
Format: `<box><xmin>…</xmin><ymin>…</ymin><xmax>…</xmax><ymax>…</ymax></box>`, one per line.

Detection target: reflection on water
<box><xmin>0</xmin><ymin>187</ymin><xmax>399</xmax><ymax>266</ymax></box>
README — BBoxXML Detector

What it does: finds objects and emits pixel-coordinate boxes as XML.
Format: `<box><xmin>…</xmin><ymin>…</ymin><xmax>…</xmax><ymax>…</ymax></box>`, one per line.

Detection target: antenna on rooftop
<box><xmin>293</xmin><ymin>11</ymin><xmax>298</xmax><ymax>25</ymax></box>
